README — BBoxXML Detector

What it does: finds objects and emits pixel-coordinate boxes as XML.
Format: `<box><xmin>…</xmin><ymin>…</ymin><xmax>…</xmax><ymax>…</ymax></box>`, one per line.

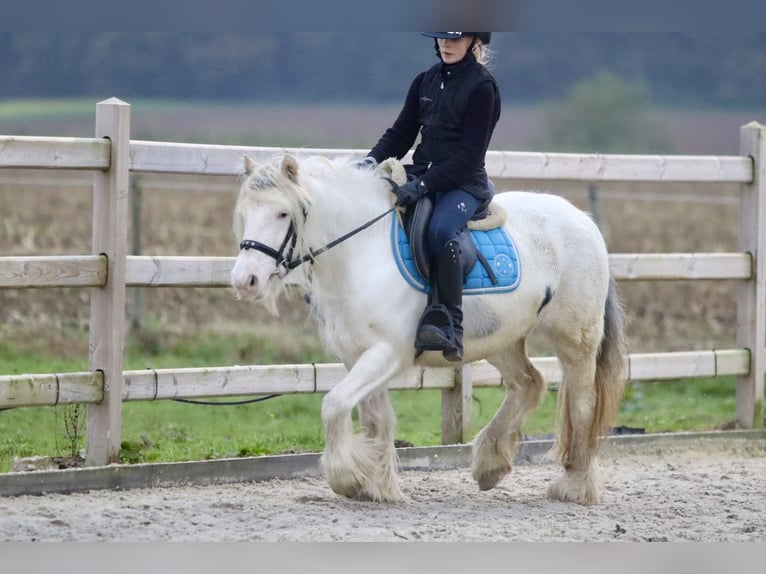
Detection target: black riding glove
<box><xmin>395</xmin><ymin>179</ymin><xmax>428</xmax><ymax>207</ymax></box>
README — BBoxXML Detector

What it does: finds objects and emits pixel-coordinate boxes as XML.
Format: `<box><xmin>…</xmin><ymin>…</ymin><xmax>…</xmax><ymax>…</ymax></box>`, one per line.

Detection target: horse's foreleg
<box><xmin>471</xmin><ymin>338</ymin><xmax>547</xmax><ymax>491</ymax></box>
<box><xmin>547</xmin><ymin>336</ymin><xmax>603</xmax><ymax>505</ymax></box>
<box><xmin>321</xmin><ymin>343</ymin><xmax>404</xmax><ymax>502</ymax></box>
<box><xmin>358</xmin><ymin>388</ymin><xmax>401</xmax><ymax>502</ymax></box>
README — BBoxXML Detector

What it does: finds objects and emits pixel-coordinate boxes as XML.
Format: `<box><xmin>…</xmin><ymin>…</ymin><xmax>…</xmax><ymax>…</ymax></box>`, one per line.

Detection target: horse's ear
<box><xmin>243</xmin><ymin>155</ymin><xmax>256</xmax><ymax>176</ymax></box>
<box><xmin>281</xmin><ymin>154</ymin><xmax>299</xmax><ymax>183</ymax></box>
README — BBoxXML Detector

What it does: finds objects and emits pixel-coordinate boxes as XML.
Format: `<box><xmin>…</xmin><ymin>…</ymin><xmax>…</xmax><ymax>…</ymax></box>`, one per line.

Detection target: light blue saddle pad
<box><xmin>390</xmin><ymin>214</ymin><xmax>522</xmax><ymax>295</ymax></box>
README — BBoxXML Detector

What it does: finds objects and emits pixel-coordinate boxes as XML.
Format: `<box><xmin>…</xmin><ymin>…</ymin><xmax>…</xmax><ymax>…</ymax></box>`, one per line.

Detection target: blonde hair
<box><xmin>472</xmin><ymin>40</ymin><xmax>492</xmax><ymax>67</ymax></box>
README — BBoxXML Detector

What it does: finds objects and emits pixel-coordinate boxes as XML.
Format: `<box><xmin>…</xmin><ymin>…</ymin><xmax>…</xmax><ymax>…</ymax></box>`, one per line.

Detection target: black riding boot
<box><xmin>415</xmin><ymin>239</ymin><xmax>464</xmax><ymax>362</ymax></box>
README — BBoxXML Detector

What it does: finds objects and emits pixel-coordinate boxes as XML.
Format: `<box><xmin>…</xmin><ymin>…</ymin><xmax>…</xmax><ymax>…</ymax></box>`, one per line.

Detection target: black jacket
<box><xmin>369</xmin><ymin>55</ymin><xmax>501</xmax><ymax>202</ymax></box>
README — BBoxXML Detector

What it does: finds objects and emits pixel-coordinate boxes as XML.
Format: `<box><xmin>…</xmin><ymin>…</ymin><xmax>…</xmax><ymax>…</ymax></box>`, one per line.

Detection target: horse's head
<box><xmin>230</xmin><ymin>153</ymin><xmax>309</xmax><ymax>314</ymax></box>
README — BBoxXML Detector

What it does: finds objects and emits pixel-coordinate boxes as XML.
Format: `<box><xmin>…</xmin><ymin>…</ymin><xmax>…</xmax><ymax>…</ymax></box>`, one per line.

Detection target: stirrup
<box><xmin>415</xmin><ymin>304</ymin><xmax>462</xmax><ymax>361</ymax></box>
<box><xmin>415</xmin><ymin>304</ymin><xmax>452</xmax><ymax>349</ymax></box>
<box><xmin>417</xmin><ymin>325</ymin><xmax>463</xmax><ymax>361</ymax></box>
<box><xmin>418</xmin><ymin>324</ymin><xmax>453</xmax><ymax>348</ymax></box>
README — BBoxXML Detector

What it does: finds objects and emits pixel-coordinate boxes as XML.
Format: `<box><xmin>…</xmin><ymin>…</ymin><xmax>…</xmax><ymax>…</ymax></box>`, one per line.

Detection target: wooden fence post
<box><xmin>130</xmin><ymin>174</ymin><xmax>143</xmax><ymax>331</ymax></box>
<box><xmin>441</xmin><ymin>364</ymin><xmax>473</xmax><ymax>444</ymax></box>
<box><xmin>736</xmin><ymin>122</ymin><xmax>766</xmax><ymax>428</ymax></box>
<box><xmin>86</xmin><ymin>98</ymin><xmax>131</xmax><ymax>466</ymax></box>
<box><xmin>588</xmin><ymin>183</ymin><xmax>603</xmax><ymax>231</ymax></box>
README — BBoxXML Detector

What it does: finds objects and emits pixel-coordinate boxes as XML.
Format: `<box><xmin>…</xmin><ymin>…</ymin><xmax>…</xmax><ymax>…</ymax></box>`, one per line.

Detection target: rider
<box><xmin>361</xmin><ymin>32</ymin><xmax>501</xmax><ymax>361</ymax></box>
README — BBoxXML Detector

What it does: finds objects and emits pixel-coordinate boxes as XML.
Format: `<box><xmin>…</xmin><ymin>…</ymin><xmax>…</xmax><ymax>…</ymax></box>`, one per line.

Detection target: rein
<box><xmin>239</xmin><ymin>206</ymin><xmax>396</xmax><ymax>277</ymax></box>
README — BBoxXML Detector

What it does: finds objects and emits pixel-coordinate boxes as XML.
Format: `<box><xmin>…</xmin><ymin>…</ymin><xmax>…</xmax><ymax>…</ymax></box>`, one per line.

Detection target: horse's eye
<box><xmin>278</xmin><ymin>211</ymin><xmax>289</xmax><ymax>219</ymax></box>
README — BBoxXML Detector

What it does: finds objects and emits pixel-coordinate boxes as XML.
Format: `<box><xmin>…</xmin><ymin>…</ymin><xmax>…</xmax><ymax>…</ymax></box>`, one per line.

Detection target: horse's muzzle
<box><xmin>231</xmin><ymin>265</ymin><xmax>264</xmax><ymax>300</ymax></box>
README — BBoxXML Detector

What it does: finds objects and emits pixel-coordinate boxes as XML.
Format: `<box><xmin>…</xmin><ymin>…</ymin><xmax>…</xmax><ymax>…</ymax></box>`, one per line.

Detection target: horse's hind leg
<box><xmin>357</xmin><ymin>388</ymin><xmax>403</xmax><ymax>502</ymax></box>
<box><xmin>471</xmin><ymin>338</ymin><xmax>547</xmax><ymax>491</ymax></box>
<box><xmin>547</xmin><ymin>328</ymin><xmax>604</xmax><ymax>505</ymax></box>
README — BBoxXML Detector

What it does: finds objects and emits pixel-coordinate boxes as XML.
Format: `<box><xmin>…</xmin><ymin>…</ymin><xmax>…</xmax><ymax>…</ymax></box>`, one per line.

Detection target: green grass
<box><xmin>0</xmin><ymin>98</ymin><xmax>216</xmax><ymax>121</ymax></box>
<box><xmin>0</xmin><ymin>98</ymin><xmax>98</xmax><ymax>121</ymax></box>
<box><xmin>0</xmin><ymin>325</ymin><xmax>744</xmax><ymax>473</ymax></box>
<box><xmin>0</xmin><ymin>378</ymin><xmax>739</xmax><ymax>473</ymax></box>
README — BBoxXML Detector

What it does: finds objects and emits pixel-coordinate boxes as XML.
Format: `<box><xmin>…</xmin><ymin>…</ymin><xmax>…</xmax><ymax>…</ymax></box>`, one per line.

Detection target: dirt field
<box><xmin>1</xmin><ymin>438</ymin><xmax>764</xmax><ymax>542</ymax></box>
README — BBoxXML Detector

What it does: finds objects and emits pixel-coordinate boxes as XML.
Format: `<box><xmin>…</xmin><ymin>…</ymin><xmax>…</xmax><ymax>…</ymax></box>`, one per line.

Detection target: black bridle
<box><xmin>239</xmin><ymin>219</ymin><xmax>300</xmax><ymax>278</ymax></box>
<box><xmin>239</xmin><ymin>206</ymin><xmax>396</xmax><ymax>277</ymax></box>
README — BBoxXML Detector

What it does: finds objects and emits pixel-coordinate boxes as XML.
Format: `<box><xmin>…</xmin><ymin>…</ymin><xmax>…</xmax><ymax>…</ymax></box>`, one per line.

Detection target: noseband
<box><xmin>239</xmin><ymin>221</ymin><xmax>300</xmax><ymax>278</ymax></box>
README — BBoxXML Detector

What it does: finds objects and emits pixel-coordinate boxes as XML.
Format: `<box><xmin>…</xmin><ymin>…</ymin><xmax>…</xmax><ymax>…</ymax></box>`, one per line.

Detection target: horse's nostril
<box><xmin>249</xmin><ymin>275</ymin><xmax>257</xmax><ymax>287</ymax></box>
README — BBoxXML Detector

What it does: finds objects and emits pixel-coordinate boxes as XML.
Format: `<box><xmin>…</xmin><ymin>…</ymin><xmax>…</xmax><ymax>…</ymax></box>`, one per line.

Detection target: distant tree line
<box><xmin>1</xmin><ymin>33</ymin><xmax>764</xmax><ymax>107</ymax></box>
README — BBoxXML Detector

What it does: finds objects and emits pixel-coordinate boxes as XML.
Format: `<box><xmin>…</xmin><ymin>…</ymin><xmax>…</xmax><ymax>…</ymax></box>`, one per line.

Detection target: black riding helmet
<box><xmin>421</xmin><ymin>32</ymin><xmax>491</xmax><ymax>44</ymax></box>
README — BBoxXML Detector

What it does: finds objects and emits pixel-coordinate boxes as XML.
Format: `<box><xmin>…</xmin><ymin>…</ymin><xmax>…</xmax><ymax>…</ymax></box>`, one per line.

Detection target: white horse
<box><xmin>231</xmin><ymin>153</ymin><xmax>627</xmax><ymax>505</ymax></box>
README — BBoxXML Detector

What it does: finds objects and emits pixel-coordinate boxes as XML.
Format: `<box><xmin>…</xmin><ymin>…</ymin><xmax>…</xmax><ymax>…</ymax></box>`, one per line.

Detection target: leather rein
<box><xmin>239</xmin><ymin>206</ymin><xmax>396</xmax><ymax>278</ymax></box>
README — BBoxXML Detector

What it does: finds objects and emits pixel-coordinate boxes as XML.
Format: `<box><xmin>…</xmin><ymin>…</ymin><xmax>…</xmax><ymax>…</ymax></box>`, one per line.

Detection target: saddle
<box><xmin>378</xmin><ymin>158</ymin><xmax>507</xmax><ymax>284</ymax></box>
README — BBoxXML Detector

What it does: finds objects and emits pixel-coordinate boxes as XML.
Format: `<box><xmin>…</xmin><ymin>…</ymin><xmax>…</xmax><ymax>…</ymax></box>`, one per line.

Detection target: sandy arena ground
<box><xmin>1</xmin><ymin>439</ymin><xmax>764</xmax><ymax>542</ymax></box>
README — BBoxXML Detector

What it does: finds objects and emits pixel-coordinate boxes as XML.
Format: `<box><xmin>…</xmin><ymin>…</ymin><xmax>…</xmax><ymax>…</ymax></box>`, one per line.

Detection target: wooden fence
<box><xmin>0</xmin><ymin>98</ymin><xmax>764</xmax><ymax>468</ymax></box>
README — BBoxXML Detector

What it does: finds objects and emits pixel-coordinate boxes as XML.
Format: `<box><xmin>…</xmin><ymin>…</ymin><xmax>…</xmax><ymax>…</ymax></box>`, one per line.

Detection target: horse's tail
<box><xmin>592</xmin><ymin>276</ymin><xmax>628</xmax><ymax>443</ymax></box>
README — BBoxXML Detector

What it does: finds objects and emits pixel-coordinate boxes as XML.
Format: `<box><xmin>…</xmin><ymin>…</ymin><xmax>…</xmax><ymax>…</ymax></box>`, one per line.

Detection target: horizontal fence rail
<box><xmin>0</xmin><ymin>372</ymin><xmax>103</xmax><ymax>408</ymax></box>
<box><xmin>0</xmin><ymin>136</ymin><xmax>755</xmax><ymax>183</ymax></box>
<box><xmin>0</xmin><ymin>256</ymin><xmax>107</xmax><ymax>288</ymax></box>
<box><xmin>131</xmin><ymin>140</ymin><xmax>756</xmax><ymax>183</ymax></box>
<box><xmin>0</xmin><ymin>104</ymin><xmax>764</xmax><ymax>471</ymax></box>
<box><xmin>0</xmin><ymin>136</ymin><xmax>111</xmax><ymax>170</ymax></box>
<box><xmin>0</xmin><ymin>253</ymin><xmax>754</xmax><ymax>290</ymax></box>
<box><xmin>0</xmin><ymin>349</ymin><xmax>750</xmax><ymax>409</ymax></box>
<box><xmin>485</xmin><ymin>151</ymin><xmax>755</xmax><ymax>183</ymax></box>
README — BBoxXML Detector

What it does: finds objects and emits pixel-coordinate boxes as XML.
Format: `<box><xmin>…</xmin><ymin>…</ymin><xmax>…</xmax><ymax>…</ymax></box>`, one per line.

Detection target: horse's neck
<box><xmin>303</xmin><ymin>171</ymin><xmax>389</xmax><ymax>249</ymax></box>
<box><xmin>302</xmin><ymin>170</ymin><xmax>390</xmax><ymax>293</ymax></box>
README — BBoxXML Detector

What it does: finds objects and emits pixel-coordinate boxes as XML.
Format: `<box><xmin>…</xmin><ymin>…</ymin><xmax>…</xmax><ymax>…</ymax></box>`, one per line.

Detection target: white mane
<box><xmin>233</xmin><ymin>154</ymin><xmax>312</xmax><ymax>243</ymax></box>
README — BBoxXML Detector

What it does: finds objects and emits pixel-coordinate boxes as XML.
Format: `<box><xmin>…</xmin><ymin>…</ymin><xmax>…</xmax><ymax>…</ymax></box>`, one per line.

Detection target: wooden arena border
<box><xmin>0</xmin><ymin>98</ymin><xmax>764</xmax><ymax>473</ymax></box>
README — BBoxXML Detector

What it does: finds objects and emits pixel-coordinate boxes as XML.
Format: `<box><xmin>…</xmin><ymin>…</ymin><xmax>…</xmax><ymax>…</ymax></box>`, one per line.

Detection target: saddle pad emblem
<box><xmin>391</xmin><ymin>215</ymin><xmax>522</xmax><ymax>295</ymax></box>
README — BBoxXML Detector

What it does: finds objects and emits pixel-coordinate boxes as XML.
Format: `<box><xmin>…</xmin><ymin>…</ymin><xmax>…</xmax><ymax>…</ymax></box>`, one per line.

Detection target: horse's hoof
<box><xmin>355</xmin><ymin>490</ymin><xmax>403</xmax><ymax>503</ymax></box>
<box><xmin>328</xmin><ymin>481</ymin><xmax>364</xmax><ymax>500</ymax></box>
<box><xmin>475</xmin><ymin>466</ymin><xmax>510</xmax><ymax>491</ymax></box>
<box><xmin>547</xmin><ymin>478</ymin><xmax>600</xmax><ymax>505</ymax></box>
